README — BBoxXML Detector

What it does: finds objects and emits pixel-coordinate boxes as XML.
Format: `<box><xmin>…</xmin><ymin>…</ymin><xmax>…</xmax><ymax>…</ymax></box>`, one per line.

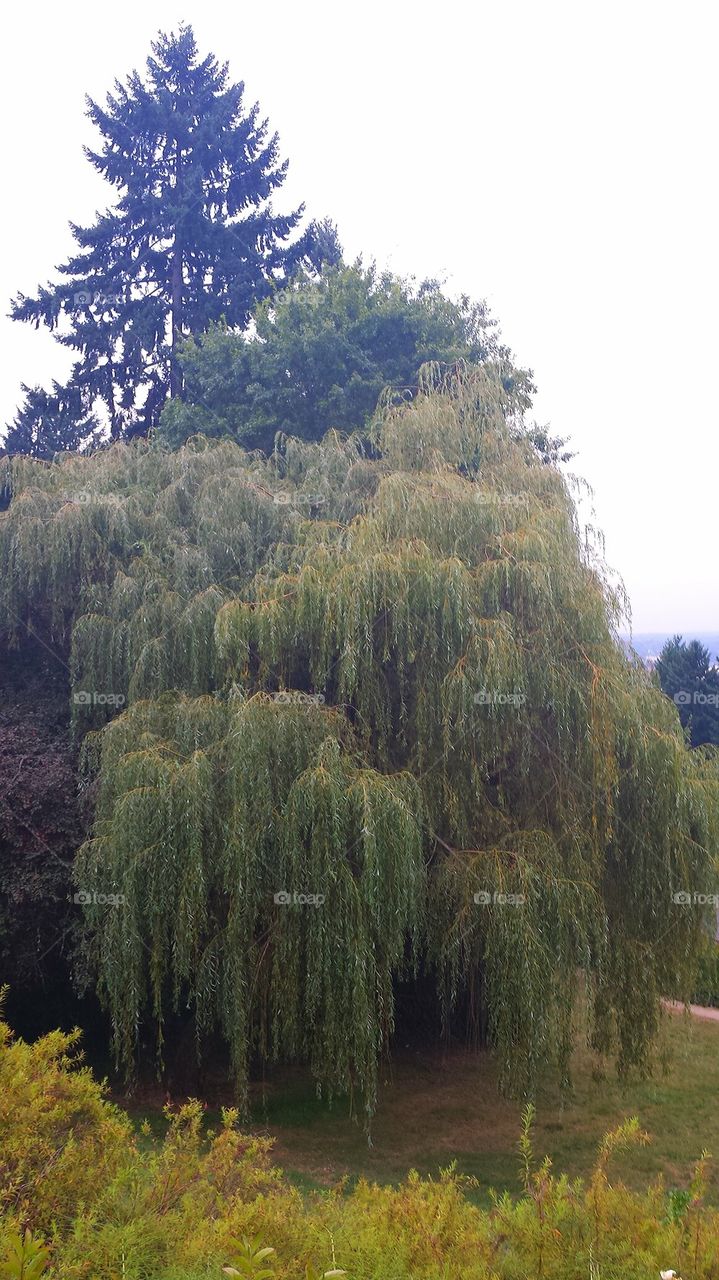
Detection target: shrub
<box><xmin>0</xmin><ymin>1009</ymin><xmax>133</xmax><ymax>1231</ymax></box>
<box><xmin>5</xmin><ymin>1096</ymin><xmax>719</xmax><ymax>1280</ymax></box>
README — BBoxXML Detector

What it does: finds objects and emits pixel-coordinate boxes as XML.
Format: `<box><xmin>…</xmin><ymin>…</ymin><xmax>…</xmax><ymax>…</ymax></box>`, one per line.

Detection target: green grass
<box><xmin>120</xmin><ymin>1006</ymin><xmax>719</xmax><ymax>1207</ymax></box>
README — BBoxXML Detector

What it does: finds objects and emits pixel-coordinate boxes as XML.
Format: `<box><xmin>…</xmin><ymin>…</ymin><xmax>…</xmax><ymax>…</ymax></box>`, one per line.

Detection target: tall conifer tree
<box><xmin>7</xmin><ymin>25</ymin><xmax>311</xmax><ymax>454</ymax></box>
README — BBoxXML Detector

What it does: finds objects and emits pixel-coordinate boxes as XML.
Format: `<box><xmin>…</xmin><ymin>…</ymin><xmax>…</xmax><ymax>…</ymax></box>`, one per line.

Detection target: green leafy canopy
<box><xmin>157</xmin><ymin>262</ymin><xmax>534</xmax><ymax>453</ymax></box>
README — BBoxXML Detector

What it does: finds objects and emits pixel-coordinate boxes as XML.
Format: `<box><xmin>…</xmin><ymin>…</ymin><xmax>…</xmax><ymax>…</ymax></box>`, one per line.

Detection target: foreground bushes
<box><xmin>1</xmin><ymin>1015</ymin><xmax>718</xmax><ymax>1280</ymax></box>
<box><xmin>0</xmin><ymin>1013</ymin><xmax>131</xmax><ymax>1230</ymax></box>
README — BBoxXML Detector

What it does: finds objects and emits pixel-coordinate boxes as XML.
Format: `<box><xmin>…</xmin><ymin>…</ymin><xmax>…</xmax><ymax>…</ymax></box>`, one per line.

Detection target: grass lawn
<box><xmin>120</xmin><ymin>1005</ymin><xmax>719</xmax><ymax>1206</ymax></box>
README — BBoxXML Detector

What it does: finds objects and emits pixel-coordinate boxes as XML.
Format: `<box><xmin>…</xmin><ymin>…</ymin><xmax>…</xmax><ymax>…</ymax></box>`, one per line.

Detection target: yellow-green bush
<box><xmin>0</xmin><ymin>1012</ymin><xmax>133</xmax><ymax>1231</ymax></box>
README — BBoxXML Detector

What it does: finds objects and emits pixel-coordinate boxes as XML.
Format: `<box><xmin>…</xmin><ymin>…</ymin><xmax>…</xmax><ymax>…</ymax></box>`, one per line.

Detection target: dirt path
<box><xmin>663</xmin><ymin>999</ymin><xmax>719</xmax><ymax>1022</ymax></box>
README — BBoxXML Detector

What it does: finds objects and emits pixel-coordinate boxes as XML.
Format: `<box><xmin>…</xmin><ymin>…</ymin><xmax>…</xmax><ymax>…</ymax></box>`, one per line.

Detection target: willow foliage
<box><xmin>75</xmin><ymin>694</ymin><xmax>423</xmax><ymax>1115</ymax></box>
<box><xmin>1</xmin><ymin>367</ymin><xmax>717</xmax><ymax>1117</ymax></box>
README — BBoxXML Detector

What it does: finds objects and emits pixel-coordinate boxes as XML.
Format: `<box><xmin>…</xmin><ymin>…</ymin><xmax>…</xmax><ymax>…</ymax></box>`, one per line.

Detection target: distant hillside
<box><xmin>622</xmin><ymin>632</ymin><xmax>719</xmax><ymax>664</ymax></box>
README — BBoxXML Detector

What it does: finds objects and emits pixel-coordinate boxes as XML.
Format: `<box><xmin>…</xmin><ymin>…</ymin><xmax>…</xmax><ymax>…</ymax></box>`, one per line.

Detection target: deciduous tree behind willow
<box><xmin>158</xmin><ymin>264</ymin><xmax>534</xmax><ymax>453</ymax></box>
<box><xmin>6</xmin><ymin>24</ymin><xmax>315</xmax><ymax>457</ymax></box>
<box><xmin>0</xmin><ymin>367</ymin><xmax>717</xmax><ymax>1121</ymax></box>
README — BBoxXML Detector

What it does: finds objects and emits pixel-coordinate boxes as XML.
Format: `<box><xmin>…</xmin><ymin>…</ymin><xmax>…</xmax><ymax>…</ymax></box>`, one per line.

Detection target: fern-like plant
<box><xmin>0</xmin><ymin>1231</ymin><xmax>51</xmax><ymax>1280</ymax></box>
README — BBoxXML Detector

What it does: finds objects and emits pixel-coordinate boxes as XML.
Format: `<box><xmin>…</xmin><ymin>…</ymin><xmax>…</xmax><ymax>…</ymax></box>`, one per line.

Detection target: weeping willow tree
<box><xmin>1</xmin><ymin>365</ymin><xmax>717</xmax><ymax>1119</ymax></box>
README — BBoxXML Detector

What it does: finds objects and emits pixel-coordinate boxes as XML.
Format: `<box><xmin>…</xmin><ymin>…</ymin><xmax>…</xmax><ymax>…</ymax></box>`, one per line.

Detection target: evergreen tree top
<box><xmin>7</xmin><ymin>24</ymin><xmax>313</xmax><ymax>452</ymax></box>
<box><xmin>82</xmin><ymin>23</ymin><xmax>290</xmax><ymax>220</ymax></box>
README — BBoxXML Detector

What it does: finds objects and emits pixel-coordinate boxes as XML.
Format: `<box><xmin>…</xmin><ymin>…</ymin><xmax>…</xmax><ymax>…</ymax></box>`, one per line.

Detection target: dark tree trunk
<box><xmin>170</xmin><ymin>135</ymin><xmax>184</xmax><ymax>400</ymax></box>
<box><xmin>170</xmin><ymin>244</ymin><xmax>183</xmax><ymax>399</ymax></box>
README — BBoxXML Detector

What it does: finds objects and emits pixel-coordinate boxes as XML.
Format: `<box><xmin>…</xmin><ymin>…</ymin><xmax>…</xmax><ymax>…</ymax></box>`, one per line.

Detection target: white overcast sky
<box><xmin>1</xmin><ymin>0</ymin><xmax>717</xmax><ymax>632</ymax></box>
